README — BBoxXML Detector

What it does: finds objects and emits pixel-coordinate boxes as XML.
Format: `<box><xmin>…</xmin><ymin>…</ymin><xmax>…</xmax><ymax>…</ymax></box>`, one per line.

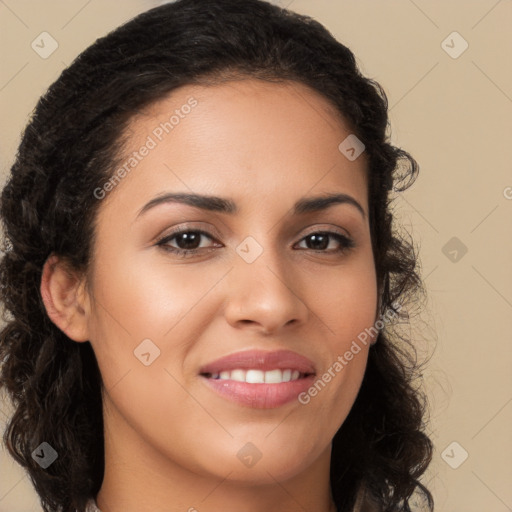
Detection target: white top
<box><xmin>85</xmin><ymin>499</ymin><xmax>101</xmax><ymax>512</ymax></box>
<box><xmin>83</xmin><ymin>490</ymin><xmax>379</xmax><ymax>511</ymax></box>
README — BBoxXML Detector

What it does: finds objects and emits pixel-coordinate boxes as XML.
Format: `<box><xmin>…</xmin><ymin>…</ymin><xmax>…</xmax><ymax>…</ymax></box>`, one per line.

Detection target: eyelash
<box><xmin>156</xmin><ymin>227</ymin><xmax>356</xmax><ymax>258</ymax></box>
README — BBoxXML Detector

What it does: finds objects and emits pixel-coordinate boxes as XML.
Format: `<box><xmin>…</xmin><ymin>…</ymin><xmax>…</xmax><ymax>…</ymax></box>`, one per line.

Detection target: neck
<box><xmin>96</xmin><ymin>399</ymin><xmax>337</xmax><ymax>512</ymax></box>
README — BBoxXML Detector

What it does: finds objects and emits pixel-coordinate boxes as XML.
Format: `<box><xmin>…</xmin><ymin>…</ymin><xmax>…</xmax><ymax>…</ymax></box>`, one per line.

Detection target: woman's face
<box><xmin>83</xmin><ymin>78</ymin><xmax>377</xmax><ymax>487</ymax></box>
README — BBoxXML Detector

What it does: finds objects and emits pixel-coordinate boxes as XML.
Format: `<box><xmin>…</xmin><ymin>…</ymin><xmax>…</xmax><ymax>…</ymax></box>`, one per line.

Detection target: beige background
<box><xmin>1</xmin><ymin>1</ymin><xmax>511</xmax><ymax>511</ymax></box>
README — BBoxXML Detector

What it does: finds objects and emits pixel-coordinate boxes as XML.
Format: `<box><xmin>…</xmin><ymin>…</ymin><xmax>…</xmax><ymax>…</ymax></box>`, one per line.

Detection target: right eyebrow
<box><xmin>135</xmin><ymin>191</ymin><xmax>366</xmax><ymax>221</ymax></box>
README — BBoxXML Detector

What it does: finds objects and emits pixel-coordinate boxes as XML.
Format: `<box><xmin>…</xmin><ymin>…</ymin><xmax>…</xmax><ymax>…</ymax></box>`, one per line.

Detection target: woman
<box><xmin>0</xmin><ymin>0</ymin><xmax>433</xmax><ymax>511</ymax></box>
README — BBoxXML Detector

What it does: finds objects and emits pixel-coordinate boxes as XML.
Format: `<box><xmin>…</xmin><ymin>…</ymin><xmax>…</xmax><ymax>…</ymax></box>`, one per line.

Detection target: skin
<box><xmin>40</xmin><ymin>78</ymin><xmax>378</xmax><ymax>512</ymax></box>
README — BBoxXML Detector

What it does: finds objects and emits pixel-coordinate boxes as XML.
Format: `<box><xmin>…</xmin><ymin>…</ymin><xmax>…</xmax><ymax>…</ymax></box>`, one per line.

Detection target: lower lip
<box><xmin>200</xmin><ymin>375</ymin><xmax>316</xmax><ymax>409</ymax></box>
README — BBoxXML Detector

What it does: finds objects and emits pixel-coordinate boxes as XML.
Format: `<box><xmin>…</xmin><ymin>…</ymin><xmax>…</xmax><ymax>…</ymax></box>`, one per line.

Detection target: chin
<box><xmin>213</xmin><ymin>458</ymin><xmax>312</xmax><ymax>486</ymax></box>
<box><xmin>195</xmin><ymin>435</ymin><xmax>326</xmax><ymax>486</ymax></box>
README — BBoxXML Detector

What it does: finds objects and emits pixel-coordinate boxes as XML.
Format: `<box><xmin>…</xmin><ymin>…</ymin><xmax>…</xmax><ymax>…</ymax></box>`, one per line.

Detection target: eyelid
<box><xmin>155</xmin><ymin>223</ymin><xmax>356</xmax><ymax>258</ymax></box>
<box><xmin>299</xmin><ymin>223</ymin><xmax>352</xmax><ymax>239</ymax></box>
<box><xmin>156</xmin><ymin>222</ymin><xmax>352</xmax><ymax>245</ymax></box>
<box><xmin>155</xmin><ymin>222</ymin><xmax>223</xmax><ymax>243</ymax></box>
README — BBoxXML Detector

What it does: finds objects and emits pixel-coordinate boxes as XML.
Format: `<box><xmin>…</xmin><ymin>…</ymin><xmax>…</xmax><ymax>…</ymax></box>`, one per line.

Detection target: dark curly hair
<box><xmin>0</xmin><ymin>0</ymin><xmax>433</xmax><ymax>511</ymax></box>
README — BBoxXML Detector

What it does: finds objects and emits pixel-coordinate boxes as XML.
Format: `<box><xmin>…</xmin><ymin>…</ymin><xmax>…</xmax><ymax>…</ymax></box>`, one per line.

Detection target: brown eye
<box><xmin>156</xmin><ymin>228</ymin><xmax>355</xmax><ymax>258</ymax></box>
<box><xmin>157</xmin><ymin>229</ymin><xmax>220</xmax><ymax>257</ymax></box>
<box><xmin>296</xmin><ymin>232</ymin><xmax>355</xmax><ymax>253</ymax></box>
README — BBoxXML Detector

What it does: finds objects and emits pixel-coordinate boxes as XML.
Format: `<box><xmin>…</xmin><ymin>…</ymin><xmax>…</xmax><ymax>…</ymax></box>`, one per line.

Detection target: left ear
<box><xmin>39</xmin><ymin>253</ymin><xmax>91</xmax><ymax>342</ymax></box>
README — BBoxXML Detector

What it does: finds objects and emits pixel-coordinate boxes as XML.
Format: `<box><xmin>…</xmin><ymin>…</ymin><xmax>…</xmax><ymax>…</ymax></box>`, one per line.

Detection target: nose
<box><xmin>223</xmin><ymin>246</ymin><xmax>309</xmax><ymax>335</ymax></box>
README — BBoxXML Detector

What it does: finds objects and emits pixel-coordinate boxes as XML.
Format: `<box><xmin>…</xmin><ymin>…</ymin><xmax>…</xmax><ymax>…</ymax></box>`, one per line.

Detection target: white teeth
<box><xmin>246</xmin><ymin>369</ymin><xmax>264</xmax><ymax>383</ymax></box>
<box><xmin>209</xmin><ymin>369</ymin><xmax>304</xmax><ymax>383</ymax></box>
<box><xmin>230</xmin><ymin>369</ymin><xmax>246</xmax><ymax>382</ymax></box>
<box><xmin>264</xmin><ymin>369</ymin><xmax>282</xmax><ymax>383</ymax></box>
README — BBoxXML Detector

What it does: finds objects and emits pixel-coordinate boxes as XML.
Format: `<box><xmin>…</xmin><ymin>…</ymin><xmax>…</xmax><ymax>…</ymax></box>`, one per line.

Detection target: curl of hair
<box><xmin>0</xmin><ymin>1</ymin><xmax>433</xmax><ymax>510</ymax></box>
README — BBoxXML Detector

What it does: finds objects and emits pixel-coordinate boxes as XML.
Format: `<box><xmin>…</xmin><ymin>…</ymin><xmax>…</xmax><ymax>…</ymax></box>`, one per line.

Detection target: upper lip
<box><xmin>199</xmin><ymin>349</ymin><xmax>316</xmax><ymax>375</ymax></box>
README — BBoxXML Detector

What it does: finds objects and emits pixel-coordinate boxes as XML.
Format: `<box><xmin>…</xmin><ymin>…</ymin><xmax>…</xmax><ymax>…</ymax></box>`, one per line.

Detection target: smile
<box><xmin>205</xmin><ymin>368</ymin><xmax>307</xmax><ymax>383</ymax></box>
<box><xmin>199</xmin><ymin>349</ymin><xmax>316</xmax><ymax>408</ymax></box>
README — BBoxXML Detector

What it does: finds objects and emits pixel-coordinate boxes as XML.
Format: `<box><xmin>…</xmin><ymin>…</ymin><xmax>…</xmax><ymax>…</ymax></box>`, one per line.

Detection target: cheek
<box><xmin>315</xmin><ymin>253</ymin><xmax>378</xmax><ymax>343</ymax></box>
<box><xmin>301</xmin><ymin>253</ymin><xmax>376</xmax><ymax>410</ymax></box>
<box><xmin>85</xmin><ymin>248</ymin><xmax>226</xmax><ymax>389</ymax></box>
<box><xmin>89</xmin><ymin>247</ymin><xmax>211</xmax><ymax>337</ymax></box>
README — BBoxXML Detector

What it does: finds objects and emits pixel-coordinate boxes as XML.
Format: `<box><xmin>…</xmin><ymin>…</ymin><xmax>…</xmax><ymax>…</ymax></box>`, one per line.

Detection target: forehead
<box><xmin>101</xmin><ymin>78</ymin><xmax>369</xmax><ymax>217</ymax></box>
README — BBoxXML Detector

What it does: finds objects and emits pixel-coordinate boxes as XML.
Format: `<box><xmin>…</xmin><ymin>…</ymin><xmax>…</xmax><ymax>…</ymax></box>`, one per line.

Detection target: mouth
<box><xmin>198</xmin><ymin>349</ymin><xmax>316</xmax><ymax>409</ymax></box>
<box><xmin>203</xmin><ymin>368</ymin><xmax>312</xmax><ymax>383</ymax></box>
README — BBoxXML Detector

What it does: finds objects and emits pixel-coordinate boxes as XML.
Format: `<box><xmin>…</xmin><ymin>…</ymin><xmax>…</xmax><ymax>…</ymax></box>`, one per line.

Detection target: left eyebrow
<box><xmin>294</xmin><ymin>193</ymin><xmax>366</xmax><ymax>219</ymax></box>
<box><xmin>135</xmin><ymin>191</ymin><xmax>366</xmax><ymax>220</ymax></box>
